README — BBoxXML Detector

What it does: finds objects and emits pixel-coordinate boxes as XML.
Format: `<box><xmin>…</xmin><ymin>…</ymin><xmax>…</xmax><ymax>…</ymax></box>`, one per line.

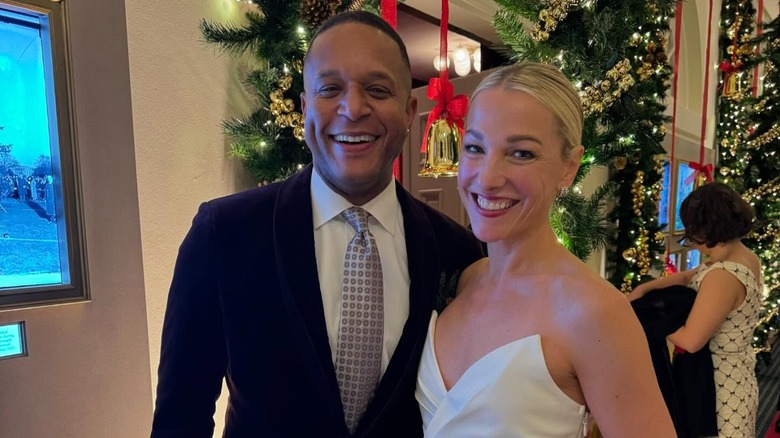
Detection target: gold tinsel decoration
<box><xmin>753</xmin><ymin>97</ymin><xmax>769</xmax><ymax>112</ymax></box>
<box><xmin>270</xmin><ymin>74</ymin><xmax>305</xmax><ymax>141</ymax></box>
<box><xmin>300</xmin><ymin>0</ymin><xmax>341</xmax><ymax>28</ymax></box>
<box><xmin>581</xmin><ymin>59</ymin><xmax>635</xmax><ymax>116</ymax></box>
<box><xmin>531</xmin><ymin>0</ymin><xmax>579</xmax><ymax>42</ymax></box>
<box><xmin>743</xmin><ymin>177</ymin><xmax>780</xmax><ymax>202</ymax></box>
<box><xmin>621</xmin><ymin>228</ymin><xmax>652</xmax><ymax>293</ymax></box>
<box><xmin>631</xmin><ymin>170</ymin><xmax>645</xmax><ymax>216</ymax></box>
<box><xmin>344</xmin><ymin>0</ymin><xmax>366</xmax><ymax>11</ymax></box>
<box><xmin>746</xmin><ymin>124</ymin><xmax>780</xmax><ymax>149</ymax></box>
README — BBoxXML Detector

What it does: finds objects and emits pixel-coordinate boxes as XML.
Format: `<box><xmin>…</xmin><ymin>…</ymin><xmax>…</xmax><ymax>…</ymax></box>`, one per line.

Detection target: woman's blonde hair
<box><xmin>471</xmin><ymin>62</ymin><xmax>583</xmax><ymax>158</ymax></box>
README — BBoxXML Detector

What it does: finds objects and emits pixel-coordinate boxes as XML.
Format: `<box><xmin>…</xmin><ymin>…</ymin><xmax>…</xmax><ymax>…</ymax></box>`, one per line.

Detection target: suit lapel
<box><xmin>358</xmin><ymin>183</ymin><xmax>441</xmax><ymax>433</ymax></box>
<box><xmin>273</xmin><ymin>166</ymin><xmax>346</xmax><ymax>433</ymax></box>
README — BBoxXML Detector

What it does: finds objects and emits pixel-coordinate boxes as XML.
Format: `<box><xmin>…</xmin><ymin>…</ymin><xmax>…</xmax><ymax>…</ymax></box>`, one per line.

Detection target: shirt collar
<box><xmin>311</xmin><ymin>167</ymin><xmax>400</xmax><ymax>236</ymax></box>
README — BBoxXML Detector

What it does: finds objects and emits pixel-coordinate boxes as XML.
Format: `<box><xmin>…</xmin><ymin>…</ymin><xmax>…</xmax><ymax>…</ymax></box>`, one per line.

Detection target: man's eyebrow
<box><xmin>315</xmin><ymin>70</ymin><xmax>396</xmax><ymax>83</ymax></box>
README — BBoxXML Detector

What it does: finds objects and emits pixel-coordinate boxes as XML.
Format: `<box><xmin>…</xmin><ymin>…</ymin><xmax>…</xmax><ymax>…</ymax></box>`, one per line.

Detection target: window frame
<box><xmin>0</xmin><ymin>0</ymin><xmax>88</xmax><ymax>309</ymax></box>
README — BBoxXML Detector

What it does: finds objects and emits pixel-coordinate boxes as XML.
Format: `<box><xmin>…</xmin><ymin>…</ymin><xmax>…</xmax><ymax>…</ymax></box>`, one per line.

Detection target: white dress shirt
<box><xmin>311</xmin><ymin>168</ymin><xmax>410</xmax><ymax>375</ymax></box>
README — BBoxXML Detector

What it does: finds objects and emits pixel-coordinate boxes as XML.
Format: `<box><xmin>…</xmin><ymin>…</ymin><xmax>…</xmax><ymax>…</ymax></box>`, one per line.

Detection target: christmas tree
<box><xmin>200</xmin><ymin>0</ymin><xmax>378</xmax><ymax>184</ymax></box>
<box><xmin>493</xmin><ymin>0</ymin><xmax>673</xmax><ymax>286</ymax></box>
<box><xmin>736</xmin><ymin>12</ymin><xmax>780</xmax><ymax>351</ymax></box>
<box><xmin>716</xmin><ymin>0</ymin><xmax>757</xmax><ymax>189</ymax></box>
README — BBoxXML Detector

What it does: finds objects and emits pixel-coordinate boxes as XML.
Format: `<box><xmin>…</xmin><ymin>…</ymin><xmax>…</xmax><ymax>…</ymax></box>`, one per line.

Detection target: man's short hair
<box><xmin>305</xmin><ymin>10</ymin><xmax>411</xmax><ymax>75</ymax></box>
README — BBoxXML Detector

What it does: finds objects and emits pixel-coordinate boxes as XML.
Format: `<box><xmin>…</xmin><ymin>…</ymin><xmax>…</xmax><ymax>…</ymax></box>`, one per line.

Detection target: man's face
<box><xmin>301</xmin><ymin>22</ymin><xmax>417</xmax><ymax>205</ymax></box>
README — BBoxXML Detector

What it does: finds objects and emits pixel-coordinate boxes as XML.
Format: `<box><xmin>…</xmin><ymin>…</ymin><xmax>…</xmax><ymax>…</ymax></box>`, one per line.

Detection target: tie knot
<box><xmin>341</xmin><ymin>207</ymin><xmax>370</xmax><ymax>234</ymax></box>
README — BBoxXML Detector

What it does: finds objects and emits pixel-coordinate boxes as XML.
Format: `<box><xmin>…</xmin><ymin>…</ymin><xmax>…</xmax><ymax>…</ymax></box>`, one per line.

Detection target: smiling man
<box><xmin>151</xmin><ymin>11</ymin><xmax>483</xmax><ymax>438</ymax></box>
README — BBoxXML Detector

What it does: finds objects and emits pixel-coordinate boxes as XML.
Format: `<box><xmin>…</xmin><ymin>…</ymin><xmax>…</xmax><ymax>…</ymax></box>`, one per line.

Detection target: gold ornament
<box><xmin>268</xmin><ymin>73</ymin><xmax>304</xmax><ymax>141</ymax></box>
<box><xmin>721</xmin><ymin>73</ymin><xmax>742</xmax><ymax>99</ymax></box>
<box><xmin>623</xmin><ymin>248</ymin><xmax>637</xmax><ymax>262</ymax></box>
<box><xmin>613</xmin><ymin>156</ymin><xmax>627</xmax><ymax>170</ymax></box>
<box><xmin>293</xmin><ymin>126</ymin><xmax>304</xmax><ymax>142</ymax></box>
<box><xmin>531</xmin><ymin>0</ymin><xmax>579</xmax><ymax>42</ymax></box>
<box><xmin>300</xmin><ymin>0</ymin><xmax>340</xmax><ymax>28</ymax></box>
<box><xmin>278</xmin><ymin>75</ymin><xmax>293</xmax><ymax>91</ymax></box>
<box><xmin>581</xmin><ymin>59</ymin><xmax>634</xmax><ymax>116</ymax></box>
<box><xmin>344</xmin><ymin>0</ymin><xmax>366</xmax><ymax>11</ymax></box>
<box><xmin>719</xmin><ymin>166</ymin><xmax>731</xmax><ymax>176</ymax></box>
<box><xmin>419</xmin><ymin>118</ymin><xmax>461</xmax><ymax>178</ymax></box>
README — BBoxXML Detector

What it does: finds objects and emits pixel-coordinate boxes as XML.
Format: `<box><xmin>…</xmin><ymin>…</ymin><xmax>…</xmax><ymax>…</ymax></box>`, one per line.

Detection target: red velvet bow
<box><xmin>420</xmin><ymin>77</ymin><xmax>469</xmax><ymax>153</ymax></box>
<box><xmin>684</xmin><ymin>162</ymin><xmax>713</xmax><ymax>186</ymax></box>
<box><xmin>718</xmin><ymin>59</ymin><xmax>742</xmax><ymax>74</ymax></box>
<box><xmin>665</xmin><ymin>255</ymin><xmax>678</xmax><ymax>275</ymax></box>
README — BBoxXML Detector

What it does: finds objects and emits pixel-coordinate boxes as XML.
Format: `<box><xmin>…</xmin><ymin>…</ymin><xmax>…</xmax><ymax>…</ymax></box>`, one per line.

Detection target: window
<box><xmin>685</xmin><ymin>249</ymin><xmax>700</xmax><ymax>271</ymax></box>
<box><xmin>674</xmin><ymin>160</ymin><xmax>696</xmax><ymax>232</ymax></box>
<box><xmin>657</xmin><ymin>160</ymin><xmax>671</xmax><ymax>231</ymax></box>
<box><xmin>0</xmin><ymin>0</ymin><xmax>87</xmax><ymax>308</ymax></box>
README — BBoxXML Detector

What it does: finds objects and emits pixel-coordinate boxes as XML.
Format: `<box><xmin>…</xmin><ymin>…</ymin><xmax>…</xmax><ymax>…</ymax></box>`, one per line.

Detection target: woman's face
<box><xmin>457</xmin><ymin>88</ymin><xmax>581</xmax><ymax>243</ymax></box>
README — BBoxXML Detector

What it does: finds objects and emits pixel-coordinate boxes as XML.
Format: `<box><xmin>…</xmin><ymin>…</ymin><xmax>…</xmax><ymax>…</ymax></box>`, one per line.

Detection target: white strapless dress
<box><xmin>416</xmin><ymin>312</ymin><xmax>588</xmax><ymax>437</ymax></box>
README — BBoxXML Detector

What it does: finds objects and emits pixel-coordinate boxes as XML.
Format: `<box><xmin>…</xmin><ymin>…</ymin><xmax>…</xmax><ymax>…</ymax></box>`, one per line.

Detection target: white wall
<box><xmin>0</xmin><ymin>0</ymin><xmax>153</xmax><ymax>436</ymax></box>
<box><xmin>124</xmin><ymin>0</ymin><xmax>255</xmax><ymax>435</ymax></box>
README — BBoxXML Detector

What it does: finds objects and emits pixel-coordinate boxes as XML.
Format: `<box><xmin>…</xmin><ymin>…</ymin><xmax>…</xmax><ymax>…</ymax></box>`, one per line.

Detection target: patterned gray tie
<box><xmin>336</xmin><ymin>207</ymin><xmax>384</xmax><ymax>433</ymax></box>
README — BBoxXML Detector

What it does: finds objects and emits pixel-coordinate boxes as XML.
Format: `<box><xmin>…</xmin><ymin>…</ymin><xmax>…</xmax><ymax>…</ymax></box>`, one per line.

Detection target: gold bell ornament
<box><xmin>418</xmin><ymin>78</ymin><xmax>468</xmax><ymax>178</ymax></box>
<box><xmin>418</xmin><ymin>0</ymin><xmax>468</xmax><ymax>178</ymax></box>
<box><xmin>420</xmin><ymin>118</ymin><xmax>461</xmax><ymax>177</ymax></box>
<box><xmin>718</xmin><ymin>59</ymin><xmax>743</xmax><ymax>100</ymax></box>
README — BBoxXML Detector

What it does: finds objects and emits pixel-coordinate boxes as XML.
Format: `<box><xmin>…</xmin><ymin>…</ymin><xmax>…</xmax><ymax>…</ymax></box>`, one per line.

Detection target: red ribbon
<box><xmin>380</xmin><ymin>0</ymin><xmax>397</xmax><ymax>29</ymax></box>
<box><xmin>420</xmin><ymin>78</ymin><xmax>468</xmax><ymax>153</ymax></box>
<box><xmin>698</xmin><ymin>0</ymin><xmax>713</xmax><ymax>166</ymax></box>
<box><xmin>753</xmin><ymin>0</ymin><xmax>764</xmax><ymax>97</ymax></box>
<box><xmin>684</xmin><ymin>0</ymin><xmax>714</xmax><ymax>192</ymax></box>
<box><xmin>420</xmin><ymin>0</ymin><xmax>468</xmax><ymax>154</ymax></box>
<box><xmin>666</xmin><ymin>0</ymin><xmax>683</xmax><ymax>259</ymax></box>
<box><xmin>379</xmin><ymin>0</ymin><xmax>400</xmax><ymax>181</ymax></box>
<box><xmin>684</xmin><ymin>162</ymin><xmax>713</xmax><ymax>186</ymax></box>
<box><xmin>718</xmin><ymin>59</ymin><xmax>742</xmax><ymax>75</ymax></box>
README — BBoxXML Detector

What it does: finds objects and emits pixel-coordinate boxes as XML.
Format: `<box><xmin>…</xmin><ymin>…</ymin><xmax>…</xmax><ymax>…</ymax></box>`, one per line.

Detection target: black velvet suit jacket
<box><xmin>151</xmin><ymin>166</ymin><xmax>484</xmax><ymax>438</ymax></box>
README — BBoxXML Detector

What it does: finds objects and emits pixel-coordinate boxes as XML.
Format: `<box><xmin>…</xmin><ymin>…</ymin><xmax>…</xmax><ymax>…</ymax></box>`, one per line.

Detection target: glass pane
<box><xmin>686</xmin><ymin>249</ymin><xmax>700</xmax><ymax>271</ymax></box>
<box><xmin>668</xmin><ymin>252</ymin><xmax>680</xmax><ymax>271</ymax></box>
<box><xmin>674</xmin><ymin>161</ymin><xmax>696</xmax><ymax>232</ymax></box>
<box><xmin>0</xmin><ymin>5</ymin><xmax>68</xmax><ymax>290</ymax></box>
<box><xmin>657</xmin><ymin>160</ymin><xmax>670</xmax><ymax>231</ymax></box>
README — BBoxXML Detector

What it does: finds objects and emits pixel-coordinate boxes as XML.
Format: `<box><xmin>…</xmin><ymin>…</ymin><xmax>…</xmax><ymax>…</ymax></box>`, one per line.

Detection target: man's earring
<box><xmin>406</xmin><ymin>128</ymin><xmax>411</xmax><ymax>136</ymax></box>
<box><xmin>557</xmin><ymin>186</ymin><xmax>570</xmax><ymax>199</ymax></box>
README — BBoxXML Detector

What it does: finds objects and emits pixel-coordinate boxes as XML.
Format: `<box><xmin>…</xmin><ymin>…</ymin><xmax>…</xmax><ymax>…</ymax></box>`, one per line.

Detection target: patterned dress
<box><xmin>689</xmin><ymin>261</ymin><xmax>762</xmax><ymax>437</ymax></box>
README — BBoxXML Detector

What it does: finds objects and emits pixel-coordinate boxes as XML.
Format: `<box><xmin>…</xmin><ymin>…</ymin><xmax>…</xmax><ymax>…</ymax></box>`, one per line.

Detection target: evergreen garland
<box><xmin>200</xmin><ymin>0</ymin><xmax>379</xmax><ymax>184</ymax></box>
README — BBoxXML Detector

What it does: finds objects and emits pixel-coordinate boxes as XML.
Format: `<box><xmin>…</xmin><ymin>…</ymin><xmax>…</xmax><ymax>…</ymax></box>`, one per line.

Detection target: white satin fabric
<box><xmin>416</xmin><ymin>312</ymin><xmax>587</xmax><ymax>437</ymax></box>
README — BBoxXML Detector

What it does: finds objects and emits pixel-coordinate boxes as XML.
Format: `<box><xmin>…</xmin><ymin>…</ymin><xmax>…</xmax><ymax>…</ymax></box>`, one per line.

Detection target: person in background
<box><xmin>629</xmin><ymin>181</ymin><xmax>761</xmax><ymax>437</ymax></box>
<box><xmin>415</xmin><ymin>62</ymin><xmax>675</xmax><ymax>437</ymax></box>
<box><xmin>151</xmin><ymin>11</ymin><xmax>483</xmax><ymax>438</ymax></box>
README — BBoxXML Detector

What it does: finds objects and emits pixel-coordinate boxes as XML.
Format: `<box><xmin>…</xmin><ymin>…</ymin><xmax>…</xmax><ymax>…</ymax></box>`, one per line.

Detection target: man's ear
<box><xmin>406</xmin><ymin>95</ymin><xmax>418</xmax><ymax>129</ymax></box>
<box><xmin>300</xmin><ymin>92</ymin><xmax>307</xmax><ymax>113</ymax></box>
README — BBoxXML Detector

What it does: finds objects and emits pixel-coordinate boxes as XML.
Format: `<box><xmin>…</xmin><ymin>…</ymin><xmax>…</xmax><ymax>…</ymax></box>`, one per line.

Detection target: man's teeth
<box><xmin>476</xmin><ymin>195</ymin><xmax>516</xmax><ymax>211</ymax></box>
<box><xmin>333</xmin><ymin>134</ymin><xmax>376</xmax><ymax>143</ymax></box>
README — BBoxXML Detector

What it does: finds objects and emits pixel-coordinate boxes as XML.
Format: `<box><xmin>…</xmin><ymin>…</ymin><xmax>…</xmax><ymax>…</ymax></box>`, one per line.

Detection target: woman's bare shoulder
<box><xmin>455</xmin><ymin>257</ymin><xmax>488</xmax><ymax>294</ymax></box>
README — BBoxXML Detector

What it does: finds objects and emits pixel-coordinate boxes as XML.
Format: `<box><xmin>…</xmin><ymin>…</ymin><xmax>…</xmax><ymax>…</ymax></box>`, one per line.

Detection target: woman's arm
<box><xmin>571</xmin><ymin>288</ymin><xmax>676</xmax><ymax>437</ymax></box>
<box><xmin>626</xmin><ymin>269</ymin><xmax>697</xmax><ymax>301</ymax></box>
<box><xmin>666</xmin><ymin>268</ymin><xmax>745</xmax><ymax>352</ymax></box>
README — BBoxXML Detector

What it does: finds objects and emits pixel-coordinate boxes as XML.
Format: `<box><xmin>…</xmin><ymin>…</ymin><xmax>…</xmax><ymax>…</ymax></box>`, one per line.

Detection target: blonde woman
<box><xmin>416</xmin><ymin>63</ymin><xmax>675</xmax><ymax>437</ymax></box>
